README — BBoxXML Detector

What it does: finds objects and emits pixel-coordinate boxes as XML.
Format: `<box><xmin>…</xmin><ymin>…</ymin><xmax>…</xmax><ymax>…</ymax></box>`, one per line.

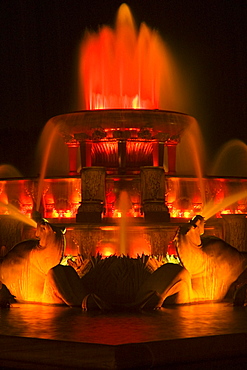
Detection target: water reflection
<box><xmin>0</xmin><ymin>302</ymin><xmax>246</xmax><ymax>345</ymax></box>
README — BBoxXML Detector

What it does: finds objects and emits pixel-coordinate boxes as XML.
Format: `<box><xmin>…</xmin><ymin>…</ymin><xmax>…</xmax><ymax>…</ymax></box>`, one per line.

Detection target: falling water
<box><xmin>117</xmin><ymin>190</ymin><xmax>132</xmax><ymax>255</ymax></box>
<box><xmin>0</xmin><ymin>165</ymin><xmax>22</xmax><ymax>178</ymax></box>
<box><xmin>177</xmin><ymin>117</ymin><xmax>206</xmax><ymax>205</ymax></box>
<box><xmin>209</xmin><ymin>139</ymin><xmax>247</xmax><ymax>177</ymax></box>
<box><xmin>35</xmin><ymin>121</ymin><xmax>61</xmax><ymax>214</ymax></box>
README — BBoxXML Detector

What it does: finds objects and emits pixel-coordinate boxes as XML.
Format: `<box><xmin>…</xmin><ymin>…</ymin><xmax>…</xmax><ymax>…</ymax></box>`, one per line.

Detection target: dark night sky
<box><xmin>0</xmin><ymin>0</ymin><xmax>246</xmax><ymax>176</ymax></box>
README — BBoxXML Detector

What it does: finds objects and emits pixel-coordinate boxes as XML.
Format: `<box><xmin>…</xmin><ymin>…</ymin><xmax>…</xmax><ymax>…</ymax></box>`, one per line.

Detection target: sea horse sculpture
<box><xmin>172</xmin><ymin>215</ymin><xmax>247</xmax><ymax>304</ymax></box>
<box><xmin>36</xmin><ymin>215</ymin><xmax>247</xmax><ymax>309</ymax></box>
<box><xmin>0</xmin><ymin>219</ymin><xmax>66</xmax><ymax>304</ymax></box>
<box><xmin>1</xmin><ymin>216</ymin><xmax>247</xmax><ymax>309</ymax></box>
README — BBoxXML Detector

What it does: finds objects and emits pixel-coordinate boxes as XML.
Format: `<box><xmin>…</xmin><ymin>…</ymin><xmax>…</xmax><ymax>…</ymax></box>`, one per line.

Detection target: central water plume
<box><xmin>78</xmin><ymin>3</ymin><xmax>186</xmax><ymax>112</ymax></box>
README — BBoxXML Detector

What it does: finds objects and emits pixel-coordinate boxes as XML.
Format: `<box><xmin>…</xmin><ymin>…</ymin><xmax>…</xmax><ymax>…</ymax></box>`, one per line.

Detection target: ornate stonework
<box><xmin>141</xmin><ymin>166</ymin><xmax>165</xmax><ymax>201</ymax></box>
<box><xmin>82</xmin><ymin>167</ymin><xmax>106</xmax><ymax>201</ymax></box>
<box><xmin>140</xmin><ymin>166</ymin><xmax>170</xmax><ymax>222</ymax></box>
<box><xmin>77</xmin><ymin>167</ymin><xmax>106</xmax><ymax>223</ymax></box>
<box><xmin>222</xmin><ymin>214</ymin><xmax>247</xmax><ymax>252</ymax></box>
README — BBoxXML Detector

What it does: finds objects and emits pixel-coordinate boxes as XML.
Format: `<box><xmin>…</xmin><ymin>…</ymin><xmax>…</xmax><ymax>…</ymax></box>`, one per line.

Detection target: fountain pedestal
<box><xmin>141</xmin><ymin>166</ymin><xmax>170</xmax><ymax>222</ymax></box>
<box><xmin>76</xmin><ymin>167</ymin><xmax>106</xmax><ymax>223</ymax></box>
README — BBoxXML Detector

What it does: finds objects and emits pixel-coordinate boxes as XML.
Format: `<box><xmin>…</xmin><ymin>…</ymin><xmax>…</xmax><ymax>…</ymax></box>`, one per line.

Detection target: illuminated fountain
<box><xmin>0</xmin><ymin>3</ymin><xmax>247</xmax><ymax>260</ymax></box>
<box><xmin>1</xmin><ymin>7</ymin><xmax>247</xmax><ymax>370</ymax></box>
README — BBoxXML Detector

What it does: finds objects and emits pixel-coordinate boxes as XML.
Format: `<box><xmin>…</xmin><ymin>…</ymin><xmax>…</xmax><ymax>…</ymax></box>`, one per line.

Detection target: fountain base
<box><xmin>76</xmin><ymin>201</ymin><xmax>104</xmax><ymax>223</ymax></box>
<box><xmin>142</xmin><ymin>201</ymin><xmax>170</xmax><ymax>222</ymax></box>
<box><xmin>1</xmin><ymin>303</ymin><xmax>246</xmax><ymax>369</ymax></box>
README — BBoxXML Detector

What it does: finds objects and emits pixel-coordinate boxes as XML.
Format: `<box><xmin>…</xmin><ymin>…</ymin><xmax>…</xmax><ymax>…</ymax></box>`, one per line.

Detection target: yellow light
<box><xmin>52</xmin><ymin>209</ymin><xmax>59</xmax><ymax>218</ymax></box>
<box><xmin>183</xmin><ymin>210</ymin><xmax>192</xmax><ymax>219</ymax></box>
<box><xmin>132</xmin><ymin>95</ymin><xmax>141</xmax><ymax>109</ymax></box>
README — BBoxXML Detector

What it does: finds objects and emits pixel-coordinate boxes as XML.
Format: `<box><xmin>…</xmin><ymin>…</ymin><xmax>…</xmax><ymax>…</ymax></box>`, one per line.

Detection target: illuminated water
<box><xmin>0</xmin><ymin>302</ymin><xmax>246</xmax><ymax>345</ymax></box>
<box><xmin>0</xmin><ymin>164</ymin><xmax>22</xmax><ymax>178</ymax></box>
<box><xmin>0</xmin><ymin>202</ymin><xmax>37</xmax><ymax>228</ymax></box>
<box><xmin>118</xmin><ymin>190</ymin><xmax>131</xmax><ymax>255</ymax></box>
<box><xmin>209</xmin><ymin>139</ymin><xmax>247</xmax><ymax>177</ymax></box>
<box><xmin>79</xmin><ymin>3</ymin><xmax>187</xmax><ymax>112</ymax></box>
<box><xmin>202</xmin><ymin>189</ymin><xmax>247</xmax><ymax>220</ymax></box>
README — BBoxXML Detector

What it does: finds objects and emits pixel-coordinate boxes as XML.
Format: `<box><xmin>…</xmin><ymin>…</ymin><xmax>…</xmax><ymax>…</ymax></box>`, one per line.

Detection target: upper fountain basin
<box><xmin>49</xmin><ymin>109</ymin><xmax>194</xmax><ymax>142</ymax></box>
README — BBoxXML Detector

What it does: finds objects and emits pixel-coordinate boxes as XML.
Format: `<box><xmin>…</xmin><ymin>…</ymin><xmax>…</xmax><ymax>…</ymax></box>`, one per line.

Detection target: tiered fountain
<box><xmin>0</xmin><ymin>3</ymin><xmax>247</xmax><ymax>257</ymax></box>
<box><xmin>1</xmin><ymin>5</ymin><xmax>247</xmax><ymax>369</ymax></box>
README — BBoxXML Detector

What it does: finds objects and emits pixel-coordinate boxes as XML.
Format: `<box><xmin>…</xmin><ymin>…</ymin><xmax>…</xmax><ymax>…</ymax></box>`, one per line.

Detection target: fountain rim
<box><xmin>55</xmin><ymin>107</ymin><xmax>190</xmax><ymax>114</ymax></box>
<box><xmin>49</xmin><ymin>108</ymin><xmax>195</xmax><ymax>137</ymax></box>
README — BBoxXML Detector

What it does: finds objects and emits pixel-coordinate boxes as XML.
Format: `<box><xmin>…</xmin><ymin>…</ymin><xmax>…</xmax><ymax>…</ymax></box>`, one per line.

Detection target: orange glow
<box><xmin>111</xmin><ymin>207</ymin><xmax>142</xmax><ymax>218</ymax></box>
<box><xmin>167</xmin><ymin>241</ymin><xmax>177</xmax><ymax>256</ymax></box>
<box><xmin>100</xmin><ymin>246</ymin><xmax>115</xmax><ymax>257</ymax></box>
<box><xmin>96</xmin><ymin>241</ymin><xmax>117</xmax><ymax>257</ymax></box>
<box><xmin>221</xmin><ymin>209</ymin><xmax>245</xmax><ymax>215</ymax></box>
<box><xmin>52</xmin><ymin>209</ymin><xmax>74</xmax><ymax>218</ymax></box>
<box><xmin>132</xmin><ymin>95</ymin><xmax>141</xmax><ymax>109</ymax></box>
<box><xmin>113</xmin><ymin>210</ymin><xmax>122</xmax><ymax>218</ymax></box>
<box><xmin>1</xmin><ymin>177</ymin><xmax>247</xmax><ymax>221</ymax></box>
<box><xmin>128</xmin><ymin>237</ymin><xmax>151</xmax><ymax>257</ymax></box>
<box><xmin>169</xmin><ymin>207</ymin><xmax>194</xmax><ymax>219</ymax></box>
<box><xmin>183</xmin><ymin>210</ymin><xmax>193</xmax><ymax>219</ymax></box>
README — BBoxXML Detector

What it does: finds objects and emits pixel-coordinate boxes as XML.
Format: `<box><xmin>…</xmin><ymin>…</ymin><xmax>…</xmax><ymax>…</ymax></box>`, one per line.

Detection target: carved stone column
<box><xmin>76</xmin><ymin>167</ymin><xmax>106</xmax><ymax>223</ymax></box>
<box><xmin>140</xmin><ymin>166</ymin><xmax>170</xmax><ymax>222</ymax></box>
<box><xmin>66</xmin><ymin>139</ymin><xmax>80</xmax><ymax>175</ymax></box>
<box><xmin>118</xmin><ymin>140</ymin><xmax>127</xmax><ymax>174</ymax></box>
<box><xmin>152</xmin><ymin>142</ymin><xmax>164</xmax><ymax>167</ymax></box>
<box><xmin>222</xmin><ymin>214</ymin><xmax>247</xmax><ymax>252</ymax></box>
<box><xmin>74</xmin><ymin>133</ymin><xmax>92</xmax><ymax>168</ymax></box>
<box><xmin>166</xmin><ymin>143</ymin><xmax>177</xmax><ymax>175</ymax></box>
<box><xmin>80</xmin><ymin>141</ymin><xmax>92</xmax><ymax>167</ymax></box>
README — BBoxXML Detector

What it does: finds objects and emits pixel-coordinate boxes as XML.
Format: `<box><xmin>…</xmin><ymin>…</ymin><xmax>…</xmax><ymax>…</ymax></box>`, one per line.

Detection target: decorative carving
<box><xmin>138</xmin><ymin>127</ymin><xmax>152</xmax><ymax>139</ymax></box>
<box><xmin>71</xmin><ymin>229</ymin><xmax>102</xmax><ymax>257</ymax></box>
<box><xmin>140</xmin><ymin>166</ymin><xmax>170</xmax><ymax>222</ymax></box>
<box><xmin>65</xmin><ymin>138</ymin><xmax>80</xmax><ymax>147</ymax></box>
<box><xmin>222</xmin><ymin>214</ymin><xmax>247</xmax><ymax>252</ymax></box>
<box><xmin>91</xmin><ymin>127</ymin><xmax>106</xmax><ymax>140</ymax></box>
<box><xmin>165</xmin><ymin>135</ymin><xmax>180</xmax><ymax>144</ymax></box>
<box><xmin>143</xmin><ymin>201</ymin><xmax>168</xmax><ymax>213</ymax></box>
<box><xmin>112</xmin><ymin>130</ymin><xmax>131</xmax><ymax>139</ymax></box>
<box><xmin>82</xmin><ymin>167</ymin><xmax>106</xmax><ymax>201</ymax></box>
<box><xmin>144</xmin><ymin>229</ymin><xmax>175</xmax><ymax>255</ymax></box>
<box><xmin>77</xmin><ymin>167</ymin><xmax>106</xmax><ymax>223</ymax></box>
<box><xmin>141</xmin><ymin>166</ymin><xmax>165</xmax><ymax>201</ymax></box>
<box><xmin>74</xmin><ymin>132</ymin><xmax>90</xmax><ymax>141</ymax></box>
<box><xmin>79</xmin><ymin>201</ymin><xmax>104</xmax><ymax>213</ymax></box>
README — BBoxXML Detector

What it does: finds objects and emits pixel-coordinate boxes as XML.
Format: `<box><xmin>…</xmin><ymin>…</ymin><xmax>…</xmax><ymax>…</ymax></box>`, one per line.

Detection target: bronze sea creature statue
<box><xmin>1</xmin><ymin>216</ymin><xmax>247</xmax><ymax>309</ymax></box>
<box><xmin>173</xmin><ymin>215</ymin><xmax>247</xmax><ymax>305</ymax></box>
<box><xmin>43</xmin><ymin>215</ymin><xmax>247</xmax><ymax>309</ymax></box>
<box><xmin>0</xmin><ymin>219</ymin><xmax>66</xmax><ymax>305</ymax></box>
